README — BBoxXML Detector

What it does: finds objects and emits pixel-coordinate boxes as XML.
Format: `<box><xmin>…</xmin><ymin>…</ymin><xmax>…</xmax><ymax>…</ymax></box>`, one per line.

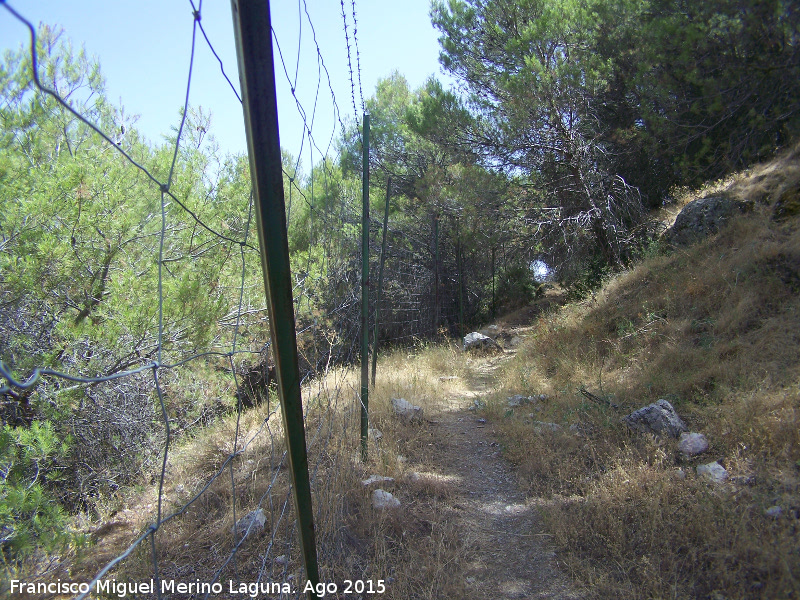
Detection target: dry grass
<box><xmin>346</xmin><ymin>341</ymin><xmax>477</xmax><ymax>599</ymax></box>
<box><xmin>482</xmin><ymin>148</ymin><xmax>800</xmax><ymax>599</ymax></box>
<box><xmin>55</xmin><ymin>340</ymin><xmax>474</xmax><ymax>599</ymax></box>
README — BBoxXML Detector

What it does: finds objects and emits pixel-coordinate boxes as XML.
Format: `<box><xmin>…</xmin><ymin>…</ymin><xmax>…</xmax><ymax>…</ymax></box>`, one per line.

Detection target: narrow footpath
<box><xmin>421</xmin><ymin>352</ymin><xmax>582</xmax><ymax>600</ymax></box>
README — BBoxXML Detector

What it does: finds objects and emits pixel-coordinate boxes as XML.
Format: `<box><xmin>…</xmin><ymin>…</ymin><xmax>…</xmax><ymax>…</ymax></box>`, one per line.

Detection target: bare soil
<box><xmin>422</xmin><ymin>350</ymin><xmax>582</xmax><ymax>600</ymax></box>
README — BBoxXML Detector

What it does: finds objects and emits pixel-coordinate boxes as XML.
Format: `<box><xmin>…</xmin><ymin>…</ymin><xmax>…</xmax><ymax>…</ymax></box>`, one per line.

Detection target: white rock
<box><xmin>372</xmin><ymin>489</ymin><xmax>401</xmax><ymax>510</ymax></box>
<box><xmin>463</xmin><ymin>332</ymin><xmax>502</xmax><ymax>353</ymax></box>
<box><xmin>362</xmin><ymin>475</ymin><xmax>395</xmax><ymax>487</ymax></box>
<box><xmin>274</xmin><ymin>555</ymin><xmax>288</xmax><ymax>565</ymax></box>
<box><xmin>697</xmin><ymin>461</ymin><xmax>728</xmax><ymax>483</ymax></box>
<box><xmin>392</xmin><ymin>397</ymin><xmax>423</xmax><ymax>421</ymax></box>
<box><xmin>678</xmin><ymin>432</ymin><xmax>709</xmax><ymax>456</ymax></box>
<box><xmin>765</xmin><ymin>506</ymin><xmax>783</xmax><ymax>518</ymax></box>
<box><xmin>232</xmin><ymin>508</ymin><xmax>266</xmax><ymax>538</ymax></box>
<box><xmin>368</xmin><ymin>428</ymin><xmax>383</xmax><ymax>441</ymax></box>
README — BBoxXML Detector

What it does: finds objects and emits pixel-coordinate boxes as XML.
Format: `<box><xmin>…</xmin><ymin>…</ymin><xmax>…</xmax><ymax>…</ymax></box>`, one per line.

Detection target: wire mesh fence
<box><xmin>0</xmin><ymin>2</ymin><xmax>481</xmax><ymax>598</ymax></box>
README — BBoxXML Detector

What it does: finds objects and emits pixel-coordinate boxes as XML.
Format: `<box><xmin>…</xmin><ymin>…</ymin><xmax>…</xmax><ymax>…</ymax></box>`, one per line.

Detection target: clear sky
<box><xmin>0</xmin><ymin>0</ymin><xmax>454</xmax><ymax>166</ymax></box>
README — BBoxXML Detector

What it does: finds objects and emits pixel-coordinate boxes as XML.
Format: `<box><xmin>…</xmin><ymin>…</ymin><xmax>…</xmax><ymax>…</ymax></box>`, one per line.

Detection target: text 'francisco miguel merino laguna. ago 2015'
<box><xmin>9</xmin><ymin>578</ymin><xmax>296</xmax><ymax>598</ymax></box>
<box><xmin>9</xmin><ymin>578</ymin><xmax>387</xmax><ymax>597</ymax></box>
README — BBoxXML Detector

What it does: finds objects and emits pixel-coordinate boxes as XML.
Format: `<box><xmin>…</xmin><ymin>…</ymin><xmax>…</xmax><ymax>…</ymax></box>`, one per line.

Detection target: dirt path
<box><xmin>424</xmin><ymin>352</ymin><xmax>582</xmax><ymax>600</ymax></box>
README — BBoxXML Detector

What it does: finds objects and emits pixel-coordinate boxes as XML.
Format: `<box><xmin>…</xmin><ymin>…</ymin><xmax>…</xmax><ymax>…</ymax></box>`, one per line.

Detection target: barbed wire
<box><xmin>350</xmin><ymin>0</ymin><xmax>365</xmax><ymax>112</ymax></box>
<box><xmin>0</xmin><ymin>1</ymin><xmax>485</xmax><ymax>596</ymax></box>
<box><xmin>339</xmin><ymin>0</ymin><xmax>359</xmax><ymax>120</ymax></box>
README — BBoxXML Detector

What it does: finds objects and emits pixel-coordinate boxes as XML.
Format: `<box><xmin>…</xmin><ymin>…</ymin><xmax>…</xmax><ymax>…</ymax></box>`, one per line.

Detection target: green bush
<box><xmin>496</xmin><ymin>264</ymin><xmax>540</xmax><ymax>310</ymax></box>
<box><xmin>0</xmin><ymin>422</ymin><xmax>82</xmax><ymax>564</ymax></box>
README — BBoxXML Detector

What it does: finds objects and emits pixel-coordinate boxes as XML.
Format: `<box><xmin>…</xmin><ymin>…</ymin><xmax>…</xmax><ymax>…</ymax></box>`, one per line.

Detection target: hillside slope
<box><xmin>477</xmin><ymin>142</ymin><xmax>800</xmax><ymax>598</ymax></box>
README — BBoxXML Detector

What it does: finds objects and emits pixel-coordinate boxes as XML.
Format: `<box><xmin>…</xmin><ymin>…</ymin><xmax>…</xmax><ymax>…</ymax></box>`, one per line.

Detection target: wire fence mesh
<box><xmin>0</xmin><ymin>2</ymin><xmax>479</xmax><ymax>598</ymax></box>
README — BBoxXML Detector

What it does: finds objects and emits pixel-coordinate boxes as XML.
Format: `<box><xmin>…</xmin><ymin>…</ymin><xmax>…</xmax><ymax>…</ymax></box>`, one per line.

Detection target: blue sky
<box><xmin>0</xmin><ymin>0</ymin><xmax>454</xmax><ymax>165</ymax></box>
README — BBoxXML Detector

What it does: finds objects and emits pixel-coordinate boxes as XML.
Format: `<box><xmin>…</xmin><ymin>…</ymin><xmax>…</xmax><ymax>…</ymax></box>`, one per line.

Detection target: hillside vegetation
<box><xmin>322</xmin><ymin>144</ymin><xmax>800</xmax><ymax>599</ymax></box>
<box><xmin>2</xmin><ymin>0</ymin><xmax>800</xmax><ymax>596</ymax></box>
<box><xmin>473</xmin><ymin>145</ymin><xmax>800</xmax><ymax>598</ymax></box>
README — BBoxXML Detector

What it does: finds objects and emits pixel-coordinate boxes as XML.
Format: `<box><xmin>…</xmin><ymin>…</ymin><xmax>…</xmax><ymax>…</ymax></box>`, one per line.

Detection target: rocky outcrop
<box><xmin>666</xmin><ymin>195</ymin><xmax>751</xmax><ymax>246</ymax></box>
<box><xmin>623</xmin><ymin>399</ymin><xmax>688</xmax><ymax>438</ymax></box>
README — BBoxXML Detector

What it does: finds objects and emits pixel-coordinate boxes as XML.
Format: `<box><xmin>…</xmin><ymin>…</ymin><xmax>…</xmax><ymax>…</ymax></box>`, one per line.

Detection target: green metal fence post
<box><xmin>371</xmin><ymin>177</ymin><xmax>391</xmax><ymax>388</ymax></box>
<box><xmin>458</xmin><ymin>222</ymin><xmax>464</xmax><ymax>339</ymax></box>
<box><xmin>360</xmin><ymin>113</ymin><xmax>370</xmax><ymax>461</ymax></box>
<box><xmin>229</xmin><ymin>0</ymin><xmax>319</xmax><ymax>595</ymax></box>
<box><xmin>434</xmin><ymin>214</ymin><xmax>441</xmax><ymax>334</ymax></box>
<box><xmin>491</xmin><ymin>245</ymin><xmax>496</xmax><ymax>319</ymax></box>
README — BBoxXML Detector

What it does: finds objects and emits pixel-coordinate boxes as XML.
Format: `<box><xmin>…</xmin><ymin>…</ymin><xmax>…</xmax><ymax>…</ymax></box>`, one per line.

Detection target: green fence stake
<box><xmin>371</xmin><ymin>177</ymin><xmax>391</xmax><ymax>388</ymax></box>
<box><xmin>229</xmin><ymin>0</ymin><xmax>319</xmax><ymax>595</ymax></box>
<box><xmin>458</xmin><ymin>225</ymin><xmax>464</xmax><ymax>339</ymax></box>
<box><xmin>360</xmin><ymin>113</ymin><xmax>370</xmax><ymax>461</ymax></box>
<box><xmin>434</xmin><ymin>214</ymin><xmax>440</xmax><ymax>333</ymax></box>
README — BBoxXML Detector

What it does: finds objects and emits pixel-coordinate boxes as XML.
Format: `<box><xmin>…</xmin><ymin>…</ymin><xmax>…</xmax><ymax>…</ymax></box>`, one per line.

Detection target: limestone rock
<box><xmin>678</xmin><ymin>432</ymin><xmax>709</xmax><ymax>456</ymax></box>
<box><xmin>463</xmin><ymin>332</ymin><xmax>503</xmax><ymax>353</ymax></box>
<box><xmin>391</xmin><ymin>397</ymin><xmax>423</xmax><ymax>421</ymax></box>
<box><xmin>624</xmin><ymin>399</ymin><xmax>688</xmax><ymax>438</ymax></box>
<box><xmin>372</xmin><ymin>489</ymin><xmax>401</xmax><ymax>510</ymax></box>
<box><xmin>666</xmin><ymin>195</ymin><xmax>751</xmax><ymax>246</ymax></box>
<box><xmin>368</xmin><ymin>428</ymin><xmax>383</xmax><ymax>442</ymax></box>
<box><xmin>232</xmin><ymin>508</ymin><xmax>266</xmax><ymax>538</ymax></box>
<box><xmin>362</xmin><ymin>475</ymin><xmax>395</xmax><ymax>487</ymax></box>
<box><xmin>508</xmin><ymin>394</ymin><xmax>547</xmax><ymax>408</ymax></box>
<box><xmin>697</xmin><ymin>461</ymin><xmax>728</xmax><ymax>483</ymax></box>
<box><xmin>765</xmin><ymin>505</ymin><xmax>783</xmax><ymax>518</ymax></box>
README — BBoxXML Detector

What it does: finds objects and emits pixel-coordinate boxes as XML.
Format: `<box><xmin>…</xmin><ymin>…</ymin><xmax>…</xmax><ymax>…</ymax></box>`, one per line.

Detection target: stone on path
<box><xmin>392</xmin><ymin>397</ymin><xmax>423</xmax><ymax>421</ymax></box>
<box><xmin>507</xmin><ymin>394</ymin><xmax>547</xmax><ymax>408</ymax></box>
<box><xmin>678</xmin><ymin>432</ymin><xmax>709</xmax><ymax>456</ymax></box>
<box><xmin>697</xmin><ymin>461</ymin><xmax>728</xmax><ymax>483</ymax></box>
<box><xmin>624</xmin><ymin>399</ymin><xmax>688</xmax><ymax>438</ymax></box>
<box><xmin>372</xmin><ymin>489</ymin><xmax>401</xmax><ymax>510</ymax></box>
<box><xmin>232</xmin><ymin>508</ymin><xmax>266</xmax><ymax>538</ymax></box>
<box><xmin>463</xmin><ymin>331</ymin><xmax>503</xmax><ymax>353</ymax></box>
